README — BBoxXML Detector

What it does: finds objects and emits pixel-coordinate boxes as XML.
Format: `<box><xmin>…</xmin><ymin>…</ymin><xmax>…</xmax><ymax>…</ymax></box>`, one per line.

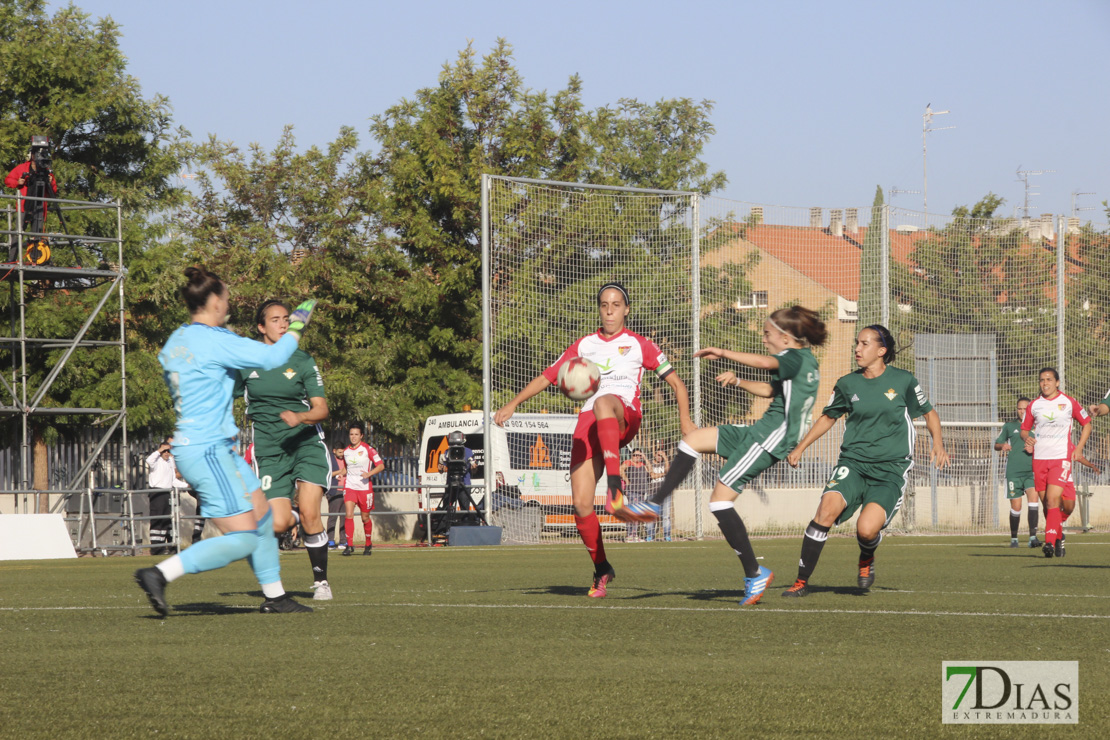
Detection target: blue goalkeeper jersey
<box><xmin>158</xmin><ymin>323</ymin><xmax>299</xmax><ymax>448</ymax></box>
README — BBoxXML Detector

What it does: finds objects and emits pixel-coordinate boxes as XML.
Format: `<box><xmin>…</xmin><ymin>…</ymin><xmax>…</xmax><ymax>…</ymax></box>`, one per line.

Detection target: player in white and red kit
<box><xmin>494</xmin><ymin>282</ymin><xmax>694</xmax><ymax>597</ymax></box>
<box><xmin>341</xmin><ymin>422</ymin><xmax>384</xmax><ymax>556</ymax></box>
<box><xmin>1020</xmin><ymin>368</ymin><xmax>1091</xmax><ymax>558</ymax></box>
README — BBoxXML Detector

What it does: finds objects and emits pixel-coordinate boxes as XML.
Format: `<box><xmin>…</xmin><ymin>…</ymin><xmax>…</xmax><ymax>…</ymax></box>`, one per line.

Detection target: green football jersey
<box><xmin>823</xmin><ymin>365</ymin><xmax>933</xmax><ymax>463</ymax></box>
<box><xmin>236</xmin><ymin>349</ymin><xmax>325</xmax><ymax>448</ymax></box>
<box><xmin>995</xmin><ymin>419</ymin><xmax>1033</xmax><ymax>477</ymax></box>
<box><xmin>748</xmin><ymin>347</ymin><xmax>820</xmax><ymax>459</ymax></box>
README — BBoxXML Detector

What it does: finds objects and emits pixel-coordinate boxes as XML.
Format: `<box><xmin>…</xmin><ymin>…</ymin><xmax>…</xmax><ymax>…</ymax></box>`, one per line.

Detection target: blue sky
<box><xmin>59</xmin><ymin>0</ymin><xmax>1109</xmax><ymax>222</ymax></box>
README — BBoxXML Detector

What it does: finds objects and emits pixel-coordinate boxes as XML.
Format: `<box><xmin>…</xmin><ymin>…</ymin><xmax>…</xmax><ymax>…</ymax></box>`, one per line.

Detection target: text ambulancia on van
<box><xmin>417</xmin><ymin>411</ymin><xmax>614</xmax><ymax>531</ymax></box>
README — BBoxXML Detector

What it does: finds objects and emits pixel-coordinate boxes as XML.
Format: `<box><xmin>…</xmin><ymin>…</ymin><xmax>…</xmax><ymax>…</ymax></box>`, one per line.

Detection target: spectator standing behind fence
<box><xmin>342</xmin><ymin>423</ymin><xmax>384</xmax><ymax>556</ymax></box>
<box><xmin>648</xmin><ymin>444</ymin><xmax>671</xmax><ymax>541</ymax></box>
<box><xmin>327</xmin><ymin>446</ymin><xmax>346</xmax><ymax>548</ymax></box>
<box><xmin>621</xmin><ymin>449</ymin><xmax>652</xmax><ymax>542</ymax></box>
<box><xmin>146</xmin><ymin>438</ymin><xmax>178</xmax><ymax>555</ymax></box>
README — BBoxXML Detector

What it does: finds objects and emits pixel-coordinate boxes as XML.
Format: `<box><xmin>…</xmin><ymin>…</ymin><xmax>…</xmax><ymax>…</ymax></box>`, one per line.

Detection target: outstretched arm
<box><xmin>714</xmin><ymin>371</ymin><xmax>775</xmax><ymax>398</ymax></box>
<box><xmin>695</xmin><ymin>346</ymin><xmax>779</xmax><ymax>371</ymax></box>
<box><xmin>494</xmin><ymin>374</ymin><xmax>553</xmax><ymax>426</ymax></box>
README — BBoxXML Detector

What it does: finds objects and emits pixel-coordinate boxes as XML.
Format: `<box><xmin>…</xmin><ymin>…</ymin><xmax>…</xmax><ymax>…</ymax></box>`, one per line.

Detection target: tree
<box><xmin>0</xmin><ymin>0</ymin><xmax>189</xmax><ymax>492</ymax></box>
<box><xmin>168</xmin><ymin>126</ymin><xmax>425</xmax><ymax>440</ymax></box>
<box><xmin>890</xmin><ymin>194</ymin><xmax>1057</xmax><ymax>405</ymax></box>
<box><xmin>362</xmin><ymin>40</ymin><xmax>726</xmax><ymax>437</ymax></box>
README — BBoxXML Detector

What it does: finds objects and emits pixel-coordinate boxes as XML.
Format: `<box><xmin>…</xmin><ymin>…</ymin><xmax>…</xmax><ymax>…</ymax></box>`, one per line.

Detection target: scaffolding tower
<box><xmin>1</xmin><ymin>190</ymin><xmax>130</xmax><ymax>554</ymax></box>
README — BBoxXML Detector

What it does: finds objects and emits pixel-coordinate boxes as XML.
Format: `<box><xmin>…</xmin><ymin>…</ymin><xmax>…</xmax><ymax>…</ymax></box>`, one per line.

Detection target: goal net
<box><xmin>482</xmin><ymin>175</ymin><xmax>1110</xmax><ymax>541</ymax></box>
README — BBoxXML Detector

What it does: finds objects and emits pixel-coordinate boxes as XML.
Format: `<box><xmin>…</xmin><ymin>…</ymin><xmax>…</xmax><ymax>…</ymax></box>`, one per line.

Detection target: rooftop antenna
<box><xmin>1015</xmin><ymin>166</ymin><xmax>1055</xmax><ymax>219</ymax></box>
<box><xmin>888</xmin><ymin>185</ymin><xmax>921</xmax><ymax>205</ymax></box>
<box><xmin>1071</xmin><ymin>190</ymin><xmax>1095</xmax><ymax>218</ymax></box>
<box><xmin>923</xmin><ymin>104</ymin><xmax>954</xmax><ymax>215</ymax></box>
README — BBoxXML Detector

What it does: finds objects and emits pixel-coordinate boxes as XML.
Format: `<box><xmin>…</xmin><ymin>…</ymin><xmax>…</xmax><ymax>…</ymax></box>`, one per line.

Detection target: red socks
<box><xmin>1045</xmin><ymin>507</ymin><xmax>1062</xmax><ymax>545</ymax></box>
<box><xmin>596</xmin><ymin>417</ymin><xmax>621</xmax><ymax>476</ymax></box>
<box><xmin>343</xmin><ymin>517</ymin><xmax>373</xmax><ymax>545</ymax></box>
<box><xmin>575</xmin><ymin>513</ymin><xmax>607</xmax><ymax>566</ymax></box>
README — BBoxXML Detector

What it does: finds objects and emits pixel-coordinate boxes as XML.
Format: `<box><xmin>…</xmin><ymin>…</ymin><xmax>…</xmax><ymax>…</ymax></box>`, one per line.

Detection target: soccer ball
<box><xmin>556</xmin><ymin>357</ymin><xmax>600</xmax><ymax>401</ymax></box>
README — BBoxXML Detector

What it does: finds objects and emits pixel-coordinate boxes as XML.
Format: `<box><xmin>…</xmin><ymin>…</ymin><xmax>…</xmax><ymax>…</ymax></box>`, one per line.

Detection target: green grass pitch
<box><xmin>2</xmin><ymin>535</ymin><xmax>1108</xmax><ymax>738</ymax></box>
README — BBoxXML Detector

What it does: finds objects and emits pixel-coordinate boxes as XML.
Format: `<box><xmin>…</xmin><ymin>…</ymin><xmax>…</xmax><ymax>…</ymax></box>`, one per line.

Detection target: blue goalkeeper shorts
<box><xmin>173</xmin><ymin>441</ymin><xmax>260</xmax><ymax>519</ymax></box>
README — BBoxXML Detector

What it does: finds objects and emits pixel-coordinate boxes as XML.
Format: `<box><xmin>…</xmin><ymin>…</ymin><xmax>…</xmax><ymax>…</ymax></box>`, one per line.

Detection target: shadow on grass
<box><xmin>1029</xmin><ymin>563</ymin><xmax>1110</xmax><ymax>570</ymax></box>
<box><xmin>162</xmin><ymin>602</ymin><xmax>257</xmax><ymax>616</ymax></box>
<box><xmin>968</xmin><ymin>553</ymin><xmax>1048</xmax><ymax>558</ymax></box>
<box><xmin>522</xmin><ymin>585</ymin><xmax>591</xmax><ymax>597</ymax></box>
<box><xmin>217</xmin><ymin>589</ymin><xmax>315</xmax><ymax>599</ymax></box>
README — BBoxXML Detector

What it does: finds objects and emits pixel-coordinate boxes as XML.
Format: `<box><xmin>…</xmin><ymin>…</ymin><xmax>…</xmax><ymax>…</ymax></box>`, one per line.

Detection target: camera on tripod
<box><xmin>443</xmin><ymin>430</ymin><xmax>471</xmax><ymax>489</ymax></box>
<box><xmin>29</xmin><ymin>135</ymin><xmax>53</xmax><ymax>174</ymax></box>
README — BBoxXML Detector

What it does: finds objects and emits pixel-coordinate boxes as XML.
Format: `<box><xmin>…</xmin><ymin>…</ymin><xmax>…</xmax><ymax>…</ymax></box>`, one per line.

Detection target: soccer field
<box><xmin>2</xmin><ymin>536</ymin><xmax>1107</xmax><ymax>738</ymax></box>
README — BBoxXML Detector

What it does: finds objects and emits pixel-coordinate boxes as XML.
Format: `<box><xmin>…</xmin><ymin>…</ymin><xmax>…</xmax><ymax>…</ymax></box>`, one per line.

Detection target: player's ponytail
<box><xmin>769</xmin><ymin>306</ymin><xmax>828</xmax><ymax>348</ymax></box>
<box><xmin>865</xmin><ymin>324</ymin><xmax>897</xmax><ymax>364</ymax></box>
<box><xmin>181</xmin><ymin>266</ymin><xmax>225</xmax><ymax>315</ymax></box>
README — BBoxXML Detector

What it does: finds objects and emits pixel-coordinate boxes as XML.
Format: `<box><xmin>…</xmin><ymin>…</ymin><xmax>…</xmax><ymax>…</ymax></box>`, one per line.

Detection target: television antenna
<box><xmin>923</xmin><ymin>104</ymin><xmax>955</xmax><ymax>214</ymax></box>
<box><xmin>1015</xmin><ymin>167</ymin><xmax>1055</xmax><ymax>219</ymax></box>
<box><xmin>1071</xmin><ymin>190</ymin><xmax>1096</xmax><ymax>218</ymax></box>
<box><xmin>888</xmin><ymin>185</ymin><xmax>921</xmax><ymax>204</ymax></box>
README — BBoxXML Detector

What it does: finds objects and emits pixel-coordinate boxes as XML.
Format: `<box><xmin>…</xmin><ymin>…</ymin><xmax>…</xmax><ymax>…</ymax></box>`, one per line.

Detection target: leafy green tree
<box><xmin>364</xmin><ymin>40</ymin><xmax>726</xmax><ymax>437</ymax></box>
<box><xmin>169</xmin><ymin>126</ymin><xmax>427</xmax><ymax>440</ymax></box>
<box><xmin>890</xmin><ymin>194</ymin><xmax>1057</xmax><ymax>406</ymax></box>
<box><xmin>1064</xmin><ymin>223</ymin><xmax>1110</xmax><ymax>411</ymax></box>
<box><xmin>0</xmin><ymin>0</ymin><xmax>188</xmax><ymax>500</ymax></box>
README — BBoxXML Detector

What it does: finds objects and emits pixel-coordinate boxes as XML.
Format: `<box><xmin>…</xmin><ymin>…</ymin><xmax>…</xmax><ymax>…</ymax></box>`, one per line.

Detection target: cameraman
<box><xmin>437</xmin><ymin>430</ymin><xmax>477</xmax><ymax>487</ymax></box>
<box><xmin>4</xmin><ymin>137</ymin><xmax>57</xmax><ymax>260</ymax></box>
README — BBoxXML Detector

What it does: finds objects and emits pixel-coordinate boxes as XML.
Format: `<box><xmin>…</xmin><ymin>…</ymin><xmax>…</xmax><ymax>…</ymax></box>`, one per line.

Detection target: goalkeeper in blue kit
<box><xmin>134</xmin><ymin>266</ymin><xmax>318</xmax><ymax>616</ymax></box>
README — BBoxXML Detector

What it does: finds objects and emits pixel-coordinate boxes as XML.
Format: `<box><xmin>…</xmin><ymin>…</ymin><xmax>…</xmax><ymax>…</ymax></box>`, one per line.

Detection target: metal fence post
<box><xmin>691</xmin><ymin>193</ymin><xmax>703</xmax><ymax>540</ymax></box>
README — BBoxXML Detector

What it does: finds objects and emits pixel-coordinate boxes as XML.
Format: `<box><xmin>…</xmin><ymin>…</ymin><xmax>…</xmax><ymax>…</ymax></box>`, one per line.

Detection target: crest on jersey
<box><xmin>283</xmin><ymin>368</ymin><xmax>296</xmax><ymax>380</ymax></box>
<box><xmin>618</xmin><ymin>346</ymin><xmax>631</xmax><ymax>356</ymax></box>
<box><xmin>1058</xmin><ymin>403</ymin><xmax>1067</xmax><ymax>411</ymax></box>
<box><xmin>884</xmin><ymin>389</ymin><xmax>897</xmax><ymax>400</ymax></box>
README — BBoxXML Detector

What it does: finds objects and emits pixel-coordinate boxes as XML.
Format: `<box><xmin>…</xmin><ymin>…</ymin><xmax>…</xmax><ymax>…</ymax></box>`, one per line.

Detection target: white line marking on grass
<box><xmin>352</xmin><ymin>601</ymin><xmax>1110</xmax><ymax>620</ymax></box>
<box><xmin>884</xmin><ymin>589</ymin><xmax>1110</xmax><ymax>599</ymax></box>
<box><xmin>885</xmin><ymin>541</ymin><xmax>1110</xmax><ymax>547</ymax></box>
<box><xmin>2</xmin><ymin>600</ymin><xmax>1108</xmax><ymax>620</ymax></box>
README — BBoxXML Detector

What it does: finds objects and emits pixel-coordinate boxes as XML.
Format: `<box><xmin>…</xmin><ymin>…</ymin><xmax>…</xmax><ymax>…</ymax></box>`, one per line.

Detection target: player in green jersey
<box><xmin>618</xmin><ymin>305</ymin><xmax>827</xmax><ymax>606</ymax></box>
<box><xmin>783</xmin><ymin>324</ymin><xmax>949</xmax><ymax>597</ymax></box>
<box><xmin>995</xmin><ymin>396</ymin><xmax>1039</xmax><ymax>548</ymax></box>
<box><xmin>237</xmin><ymin>300</ymin><xmax>334</xmax><ymax>601</ymax></box>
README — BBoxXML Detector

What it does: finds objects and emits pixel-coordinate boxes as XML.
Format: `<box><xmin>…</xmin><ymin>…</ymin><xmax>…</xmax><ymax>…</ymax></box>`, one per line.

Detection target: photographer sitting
<box><xmin>4</xmin><ymin>136</ymin><xmax>57</xmax><ymax>261</ymax></box>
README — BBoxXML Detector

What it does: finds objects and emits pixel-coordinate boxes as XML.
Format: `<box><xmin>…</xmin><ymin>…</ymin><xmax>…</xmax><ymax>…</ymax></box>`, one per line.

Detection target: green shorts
<box><xmin>253</xmin><ymin>429</ymin><xmax>331</xmax><ymax>501</ymax></box>
<box><xmin>823</xmin><ymin>457</ymin><xmax>913</xmax><ymax>528</ymax></box>
<box><xmin>1006</xmin><ymin>473</ymin><xmax>1036</xmax><ymax>499</ymax></box>
<box><xmin>715</xmin><ymin>424</ymin><xmax>778</xmax><ymax>494</ymax></box>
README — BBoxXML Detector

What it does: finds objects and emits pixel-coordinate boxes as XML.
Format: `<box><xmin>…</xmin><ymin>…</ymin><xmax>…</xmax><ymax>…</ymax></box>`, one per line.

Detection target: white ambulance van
<box><xmin>417</xmin><ymin>411</ymin><xmax>612</xmax><ymax>532</ymax></box>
